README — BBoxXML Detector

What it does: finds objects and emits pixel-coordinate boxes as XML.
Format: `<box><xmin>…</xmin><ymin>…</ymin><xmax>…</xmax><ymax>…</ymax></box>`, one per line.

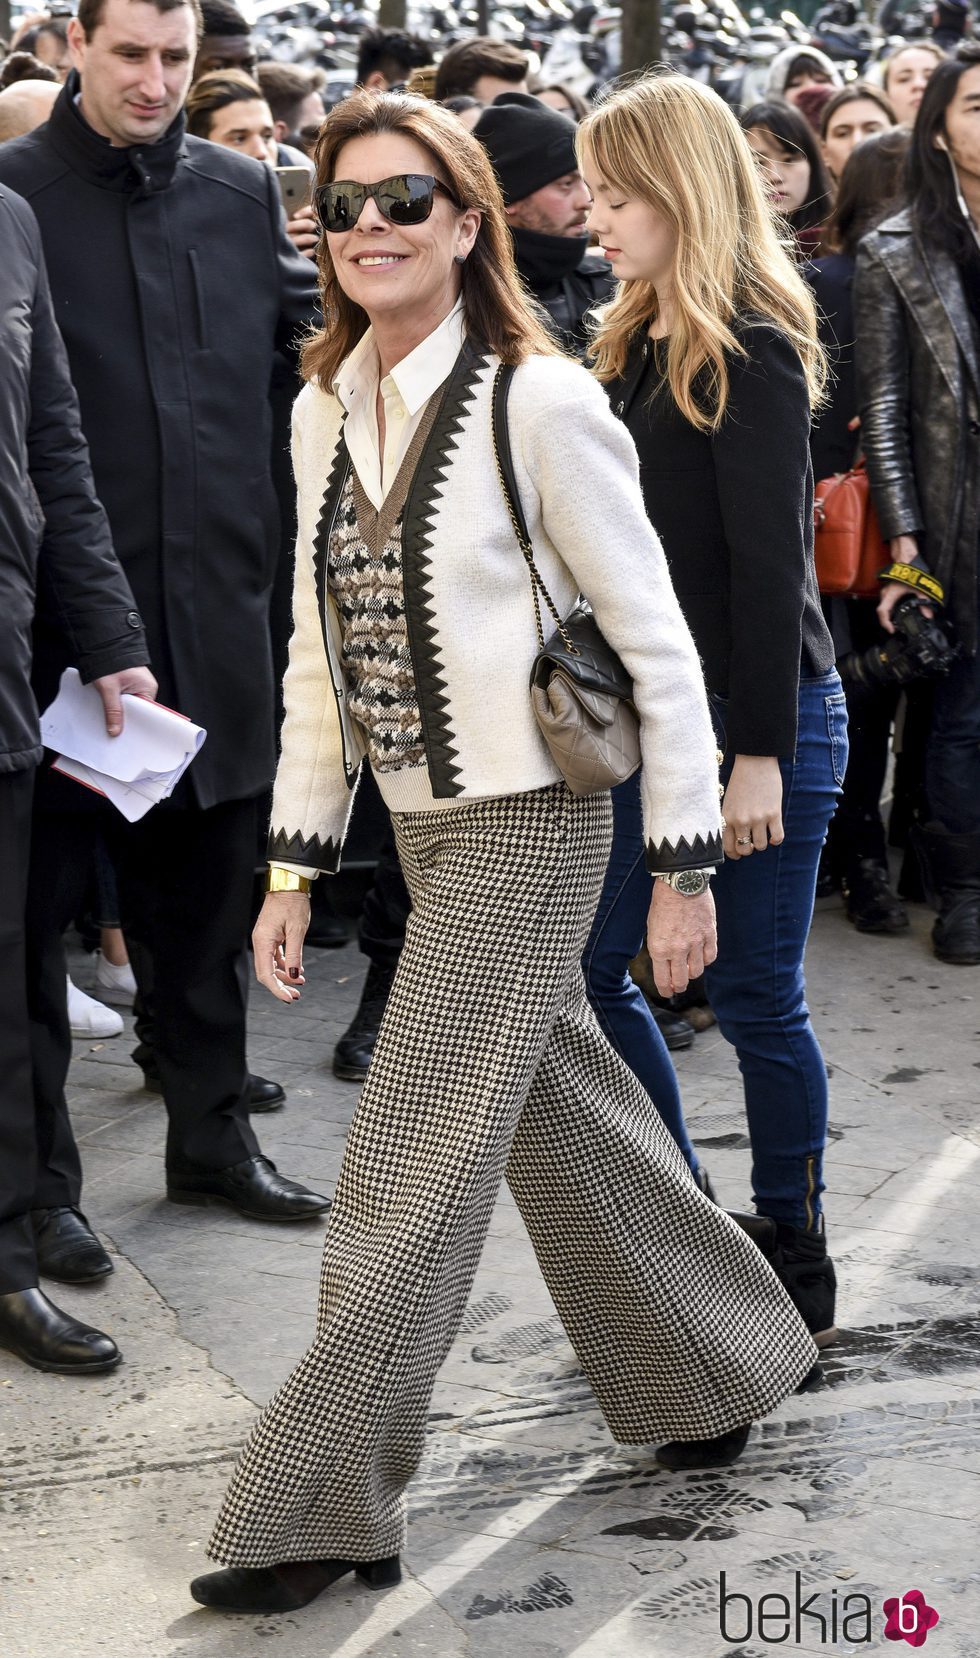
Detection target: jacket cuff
<box><xmin>646</xmin><ymin>830</ymin><xmax>723</xmax><ymax>876</ymax></box>
<box><xmin>73</xmin><ymin>607</ymin><xmax>148</xmax><ymax>684</ymax></box>
<box><xmin>268</xmin><ymin>827</ymin><xmax>342</xmax><ymax>875</ymax></box>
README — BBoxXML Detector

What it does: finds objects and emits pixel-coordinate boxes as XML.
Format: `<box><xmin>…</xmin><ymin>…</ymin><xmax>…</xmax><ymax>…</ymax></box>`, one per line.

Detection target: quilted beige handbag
<box><xmin>492</xmin><ymin>365</ymin><xmax>641</xmax><ymax>797</ymax></box>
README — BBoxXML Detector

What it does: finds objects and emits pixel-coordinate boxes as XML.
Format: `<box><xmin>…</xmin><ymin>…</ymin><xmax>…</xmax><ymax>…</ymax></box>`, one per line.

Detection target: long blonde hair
<box><xmin>303</xmin><ymin>90</ymin><xmax>559</xmax><ymax>387</ymax></box>
<box><xmin>579</xmin><ymin>75</ymin><xmax>825</xmax><ymax>431</ymax></box>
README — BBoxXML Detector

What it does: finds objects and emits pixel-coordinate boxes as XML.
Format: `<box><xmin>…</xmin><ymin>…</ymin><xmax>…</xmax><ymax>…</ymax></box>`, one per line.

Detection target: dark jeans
<box><xmin>707</xmin><ymin>672</ymin><xmax>847</xmax><ymax>1227</ymax></box>
<box><xmin>26</xmin><ymin>774</ymin><xmax>260</xmax><ymax>1187</ymax></box>
<box><xmin>584</xmin><ymin>672</ymin><xmax>846</xmax><ymax>1230</ymax></box>
<box><xmin>0</xmin><ymin>770</ymin><xmax>43</xmax><ymax>1293</ymax></box>
<box><xmin>582</xmin><ymin>773</ymin><xmax>697</xmax><ymax>1173</ymax></box>
<box><xmin>926</xmin><ymin>594</ymin><xmax>980</xmax><ymax>833</ymax></box>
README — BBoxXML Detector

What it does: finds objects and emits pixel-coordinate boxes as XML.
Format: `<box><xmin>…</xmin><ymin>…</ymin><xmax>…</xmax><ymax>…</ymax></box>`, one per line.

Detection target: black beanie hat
<box><xmin>473</xmin><ymin>92</ymin><xmax>579</xmax><ymax>206</ymax></box>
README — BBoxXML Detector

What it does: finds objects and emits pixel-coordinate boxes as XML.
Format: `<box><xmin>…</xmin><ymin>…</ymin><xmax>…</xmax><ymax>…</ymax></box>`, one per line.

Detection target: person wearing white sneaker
<box><xmin>65</xmin><ymin>975</ymin><xmax>124</xmax><ymax>1039</ymax></box>
<box><xmin>93</xmin><ymin>940</ymin><xmax>137</xmax><ymax>1007</ymax></box>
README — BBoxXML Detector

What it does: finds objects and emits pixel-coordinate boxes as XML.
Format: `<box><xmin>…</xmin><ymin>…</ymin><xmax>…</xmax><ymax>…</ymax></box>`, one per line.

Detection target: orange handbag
<box><xmin>813</xmin><ymin>459</ymin><xmax>887</xmax><ymax>599</ymax></box>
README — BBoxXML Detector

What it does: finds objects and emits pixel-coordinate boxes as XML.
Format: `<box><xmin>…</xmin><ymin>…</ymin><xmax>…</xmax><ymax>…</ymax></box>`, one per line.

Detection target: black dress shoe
<box><xmin>652</xmin><ymin>1005</ymin><xmax>695</xmax><ymax>1051</ymax></box>
<box><xmin>0</xmin><ymin>1287</ymin><xmax>121</xmax><ymax>1374</ymax></box>
<box><xmin>333</xmin><ymin>961</ymin><xmax>396</xmax><ymax>1081</ymax></box>
<box><xmin>190</xmin><ymin>1554</ymin><xmax>401</xmax><ymax>1612</ymax></box>
<box><xmin>142</xmin><ymin>1071</ymin><xmax>285</xmax><ymax>1113</ymax></box>
<box><xmin>166</xmin><ymin>1155</ymin><xmax>330</xmax><ymax>1221</ymax></box>
<box><xmin>656</xmin><ymin>1424</ymin><xmax>751</xmax><ymax>1470</ymax></box>
<box><xmin>31</xmin><ymin>1207</ymin><xmax>113</xmax><ymax>1284</ymax></box>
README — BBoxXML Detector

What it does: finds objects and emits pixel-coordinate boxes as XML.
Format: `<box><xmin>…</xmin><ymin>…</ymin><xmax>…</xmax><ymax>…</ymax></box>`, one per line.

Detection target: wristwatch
<box><xmin>656</xmin><ymin>869</ymin><xmax>712</xmax><ymax>897</ymax></box>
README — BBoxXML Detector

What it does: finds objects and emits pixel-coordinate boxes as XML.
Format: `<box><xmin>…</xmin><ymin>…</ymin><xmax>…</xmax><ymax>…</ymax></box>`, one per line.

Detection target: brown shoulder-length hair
<box><xmin>302</xmin><ymin>89</ymin><xmax>559</xmax><ymax>386</ymax></box>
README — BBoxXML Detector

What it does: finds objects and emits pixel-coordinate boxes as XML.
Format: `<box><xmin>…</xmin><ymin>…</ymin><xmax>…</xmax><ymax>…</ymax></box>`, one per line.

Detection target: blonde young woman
<box><xmin>188</xmin><ymin>89</ymin><xmax>816</xmax><ymax>1617</ymax></box>
<box><xmin>579</xmin><ymin>76</ymin><xmax>847</xmax><ymax>1350</ymax></box>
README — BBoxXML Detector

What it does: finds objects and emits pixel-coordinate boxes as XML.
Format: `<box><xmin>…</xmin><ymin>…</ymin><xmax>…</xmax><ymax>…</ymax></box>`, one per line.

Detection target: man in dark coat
<box><xmin>473</xmin><ymin>92</ymin><xmax>615</xmax><ymax>358</ymax></box>
<box><xmin>0</xmin><ymin>184</ymin><xmax>155</xmax><ymax>1373</ymax></box>
<box><xmin>0</xmin><ymin>0</ymin><xmax>330</xmax><ymax>1241</ymax></box>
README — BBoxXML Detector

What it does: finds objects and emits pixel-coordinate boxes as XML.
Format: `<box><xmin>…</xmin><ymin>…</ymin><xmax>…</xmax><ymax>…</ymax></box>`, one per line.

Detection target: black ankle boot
<box><xmin>842</xmin><ymin>858</ymin><xmax>909</xmax><ymax>934</ymax></box>
<box><xmin>332</xmin><ymin>961</ymin><xmax>397</xmax><ymax>1081</ymax></box>
<box><xmin>911</xmin><ymin>822</ymin><xmax>980</xmax><ymax>965</ymax></box>
<box><xmin>656</xmin><ymin>1424</ymin><xmax>751</xmax><ymax>1471</ymax></box>
<box><xmin>730</xmin><ymin>1212</ymin><xmax>838</xmax><ymax>1348</ymax></box>
<box><xmin>190</xmin><ymin>1553</ymin><xmax>401</xmax><ymax>1612</ymax></box>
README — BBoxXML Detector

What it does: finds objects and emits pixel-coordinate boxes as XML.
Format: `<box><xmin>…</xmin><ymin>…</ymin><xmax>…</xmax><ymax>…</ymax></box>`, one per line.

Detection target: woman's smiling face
<box><xmin>325</xmin><ymin>131</ymin><xmax>479</xmax><ymax>329</ymax></box>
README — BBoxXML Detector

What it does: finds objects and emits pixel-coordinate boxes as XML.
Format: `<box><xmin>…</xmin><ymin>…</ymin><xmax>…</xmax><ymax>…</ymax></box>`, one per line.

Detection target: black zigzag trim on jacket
<box><xmin>401</xmin><ymin>340</ymin><xmax>490</xmax><ymax>798</ymax></box>
<box><xmin>310</xmin><ymin>426</ymin><xmax>356</xmax><ymax>784</ymax></box>
<box><xmin>268</xmin><ymin>828</ymin><xmax>342</xmax><ymax>875</ymax></box>
<box><xmin>645</xmin><ymin>830</ymin><xmax>724</xmax><ymax>876</ymax></box>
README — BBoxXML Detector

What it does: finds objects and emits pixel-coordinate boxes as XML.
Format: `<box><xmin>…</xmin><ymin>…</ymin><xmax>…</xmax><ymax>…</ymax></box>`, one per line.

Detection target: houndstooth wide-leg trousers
<box><xmin>207</xmin><ymin>784</ymin><xmax>817</xmax><ymax>1568</ymax></box>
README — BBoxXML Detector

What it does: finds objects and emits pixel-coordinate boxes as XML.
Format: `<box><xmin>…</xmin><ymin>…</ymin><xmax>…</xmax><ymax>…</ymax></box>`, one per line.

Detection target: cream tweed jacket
<box><xmin>269</xmin><ymin>339</ymin><xmax>724</xmax><ymax>876</ymax></box>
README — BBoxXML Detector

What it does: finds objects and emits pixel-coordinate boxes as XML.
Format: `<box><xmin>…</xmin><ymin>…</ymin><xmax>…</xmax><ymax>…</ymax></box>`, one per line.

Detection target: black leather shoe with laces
<box><xmin>31</xmin><ymin>1207</ymin><xmax>113</xmax><ymax>1283</ymax></box>
<box><xmin>0</xmin><ymin>1287</ymin><xmax>121</xmax><ymax>1373</ymax></box>
<box><xmin>333</xmin><ymin>961</ymin><xmax>397</xmax><ymax>1081</ymax></box>
<box><xmin>190</xmin><ymin>1554</ymin><xmax>401</xmax><ymax>1612</ymax></box>
<box><xmin>842</xmin><ymin>858</ymin><xmax>909</xmax><ymax>934</ymax></box>
<box><xmin>166</xmin><ymin>1156</ymin><xmax>330</xmax><ymax>1221</ymax></box>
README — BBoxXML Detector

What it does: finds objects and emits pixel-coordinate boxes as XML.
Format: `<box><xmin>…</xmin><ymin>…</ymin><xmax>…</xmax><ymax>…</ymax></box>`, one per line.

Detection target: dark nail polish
<box><xmin>289</xmin><ymin>967</ymin><xmax>300</xmax><ymax>980</ymax></box>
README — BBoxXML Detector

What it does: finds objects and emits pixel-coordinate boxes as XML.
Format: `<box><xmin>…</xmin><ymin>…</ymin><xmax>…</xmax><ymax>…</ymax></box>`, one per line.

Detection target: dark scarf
<box><xmin>511</xmin><ymin>226</ymin><xmax>592</xmax><ymax>292</ymax></box>
<box><xmin>46</xmin><ymin>70</ymin><xmax>187</xmax><ymax>194</ymax></box>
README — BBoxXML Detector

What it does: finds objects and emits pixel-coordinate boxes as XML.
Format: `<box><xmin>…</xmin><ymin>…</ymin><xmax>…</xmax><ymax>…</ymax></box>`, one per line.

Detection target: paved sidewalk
<box><xmin>2</xmin><ymin>895</ymin><xmax>979</xmax><ymax>1658</ymax></box>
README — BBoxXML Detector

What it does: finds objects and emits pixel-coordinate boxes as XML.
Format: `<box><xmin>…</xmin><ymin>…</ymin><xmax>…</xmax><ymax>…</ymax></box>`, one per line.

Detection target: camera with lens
<box><xmin>838</xmin><ymin>593</ymin><xmax>958</xmax><ymax>690</ymax></box>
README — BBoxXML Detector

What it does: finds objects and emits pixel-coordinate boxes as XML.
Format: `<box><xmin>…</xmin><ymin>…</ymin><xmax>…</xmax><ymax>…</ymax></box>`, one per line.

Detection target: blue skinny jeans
<box><xmin>583</xmin><ymin>672</ymin><xmax>847</xmax><ymax>1230</ymax></box>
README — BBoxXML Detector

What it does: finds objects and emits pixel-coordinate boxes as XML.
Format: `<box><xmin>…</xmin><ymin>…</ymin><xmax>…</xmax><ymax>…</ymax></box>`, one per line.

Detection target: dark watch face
<box><xmin>674</xmin><ymin>870</ymin><xmax>709</xmax><ymax>896</ymax></box>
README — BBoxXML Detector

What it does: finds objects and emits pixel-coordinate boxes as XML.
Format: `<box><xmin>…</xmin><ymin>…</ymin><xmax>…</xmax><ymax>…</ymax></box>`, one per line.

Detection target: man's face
<box><xmin>194</xmin><ymin>31</ymin><xmax>256</xmax><ymax>79</ymax></box>
<box><xmin>506</xmin><ymin>170</ymin><xmax>592</xmax><ymax>238</ymax></box>
<box><xmin>68</xmin><ymin>0</ymin><xmax>196</xmax><ymax>147</ymax></box>
<box><xmin>208</xmin><ymin>95</ymin><xmax>276</xmax><ymax>163</ymax></box>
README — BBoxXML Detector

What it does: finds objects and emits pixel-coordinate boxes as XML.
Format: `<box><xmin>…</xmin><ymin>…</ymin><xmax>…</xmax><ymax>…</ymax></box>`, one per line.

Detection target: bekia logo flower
<box><xmin>883</xmin><ymin>1590</ymin><xmax>940</xmax><ymax>1647</ymax></box>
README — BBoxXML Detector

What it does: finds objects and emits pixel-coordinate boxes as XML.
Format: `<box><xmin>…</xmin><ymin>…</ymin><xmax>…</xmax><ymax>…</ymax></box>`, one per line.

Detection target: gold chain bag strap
<box><xmin>491</xmin><ymin>363</ymin><xmax>641</xmax><ymax>796</ymax></box>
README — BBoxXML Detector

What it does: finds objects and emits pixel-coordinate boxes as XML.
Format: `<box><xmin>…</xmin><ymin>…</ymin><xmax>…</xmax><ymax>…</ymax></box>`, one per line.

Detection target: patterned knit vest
<box><xmin>328</xmin><ymin>393</ymin><xmax>442</xmax><ymax>776</ymax></box>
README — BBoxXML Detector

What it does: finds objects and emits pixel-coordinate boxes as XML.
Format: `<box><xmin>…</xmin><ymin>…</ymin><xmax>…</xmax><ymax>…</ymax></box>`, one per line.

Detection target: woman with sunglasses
<box><xmin>579</xmin><ymin>76</ymin><xmax>844</xmax><ymax>1345</ymax></box>
<box><xmin>189</xmin><ymin>89</ymin><xmax>816</xmax><ymax>1616</ymax></box>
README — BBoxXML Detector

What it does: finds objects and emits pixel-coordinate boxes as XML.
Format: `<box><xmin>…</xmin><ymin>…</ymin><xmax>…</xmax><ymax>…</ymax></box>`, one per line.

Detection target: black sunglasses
<box><xmin>314</xmin><ymin>173</ymin><xmax>458</xmax><ymax>233</ymax></box>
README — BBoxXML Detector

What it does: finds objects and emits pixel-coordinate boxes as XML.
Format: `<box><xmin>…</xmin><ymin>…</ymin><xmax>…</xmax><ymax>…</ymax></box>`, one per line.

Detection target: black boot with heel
<box><xmin>190</xmin><ymin>1553</ymin><xmax>401</xmax><ymax>1612</ymax></box>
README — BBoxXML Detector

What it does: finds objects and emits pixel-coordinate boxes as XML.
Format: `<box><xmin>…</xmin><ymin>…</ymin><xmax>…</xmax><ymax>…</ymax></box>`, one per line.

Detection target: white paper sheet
<box><xmin>41</xmin><ymin>669</ymin><xmax>207</xmax><ymax>822</ymax></box>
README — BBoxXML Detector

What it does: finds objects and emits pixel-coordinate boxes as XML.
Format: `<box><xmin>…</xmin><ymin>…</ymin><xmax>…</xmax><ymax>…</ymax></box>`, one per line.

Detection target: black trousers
<box><xmin>26</xmin><ymin>774</ymin><xmax>260</xmax><ymax>1199</ymax></box>
<box><xmin>358</xmin><ymin>834</ymin><xmax>411</xmax><ymax>971</ymax></box>
<box><xmin>0</xmin><ymin>770</ymin><xmax>45</xmax><ymax>1293</ymax></box>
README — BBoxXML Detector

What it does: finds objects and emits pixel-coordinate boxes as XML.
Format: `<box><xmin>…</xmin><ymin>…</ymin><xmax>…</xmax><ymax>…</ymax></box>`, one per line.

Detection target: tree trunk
<box><xmin>378</xmin><ymin>0</ymin><xmax>407</xmax><ymax>26</ymax></box>
<box><xmin>619</xmin><ymin>0</ymin><xmax>662</xmax><ymax>75</ymax></box>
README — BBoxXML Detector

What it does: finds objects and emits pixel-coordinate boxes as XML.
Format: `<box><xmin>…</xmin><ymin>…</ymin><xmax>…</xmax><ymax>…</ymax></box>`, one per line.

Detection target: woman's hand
<box><xmin>878</xmin><ymin>534</ymin><xmax>927</xmax><ymax>634</ymax></box>
<box><xmin>252</xmin><ymin>891</ymin><xmax>310</xmax><ymax>1003</ymax></box>
<box><xmin>722</xmin><ymin>754</ymin><xmax>784</xmax><ymax>858</ymax></box>
<box><xmin>647</xmin><ymin>883</ymin><xmax>718</xmax><ymax>997</ymax></box>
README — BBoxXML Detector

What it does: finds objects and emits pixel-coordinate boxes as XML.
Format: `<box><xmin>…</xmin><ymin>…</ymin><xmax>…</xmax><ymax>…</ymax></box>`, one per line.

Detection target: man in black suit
<box><xmin>0</xmin><ymin>0</ymin><xmax>329</xmax><ymax>1261</ymax></box>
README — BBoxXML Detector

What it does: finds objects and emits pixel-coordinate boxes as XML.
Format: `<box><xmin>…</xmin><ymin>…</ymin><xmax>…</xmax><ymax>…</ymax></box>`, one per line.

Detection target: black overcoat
<box><xmin>0</xmin><ymin>186</ymin><xmax>148</xmax><ymax>776</ymax></box>
<box><xmin>0</xmin><ymin>78</ymin><xmax>320</xmax><ymax>806</ymax></box>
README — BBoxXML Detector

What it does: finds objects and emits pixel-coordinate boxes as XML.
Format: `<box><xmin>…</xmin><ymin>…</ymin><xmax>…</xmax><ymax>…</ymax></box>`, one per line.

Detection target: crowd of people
<box><xmin>0</xmin><ymin>0</ymin><xmax>978</xmax><ymax>1624</ymax></box>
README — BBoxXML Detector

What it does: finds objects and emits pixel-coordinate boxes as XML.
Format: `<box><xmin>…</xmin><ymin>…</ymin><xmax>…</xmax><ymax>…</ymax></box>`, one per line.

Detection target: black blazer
<box><xmin>608</xmin><ymin>321</ymin><xmax>833</xmax><ymax>757</ymax></box>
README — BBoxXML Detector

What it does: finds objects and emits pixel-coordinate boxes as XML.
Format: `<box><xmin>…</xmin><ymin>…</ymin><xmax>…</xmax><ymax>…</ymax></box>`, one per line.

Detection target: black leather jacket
<box><xmin>853</xmin><ymin>207</ymin><xmax>980</xmax><ymax>654</ymax></box>
<box><xmin>0</xmin><ymin>186</ymin><xmax>147</xmax><ymax>776</ymax></box>
<box><xmin>511</xmin><ymin>227</ymin><xmax>615</xmax><ymax>358</ymax></box>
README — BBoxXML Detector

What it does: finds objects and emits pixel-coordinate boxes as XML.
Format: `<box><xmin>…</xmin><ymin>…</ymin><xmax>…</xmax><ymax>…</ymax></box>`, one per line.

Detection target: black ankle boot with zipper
<box><xmin>730</xmin><ymin>1211</ymin><xmax>838</xmax><ymax>1348</ymax></box>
